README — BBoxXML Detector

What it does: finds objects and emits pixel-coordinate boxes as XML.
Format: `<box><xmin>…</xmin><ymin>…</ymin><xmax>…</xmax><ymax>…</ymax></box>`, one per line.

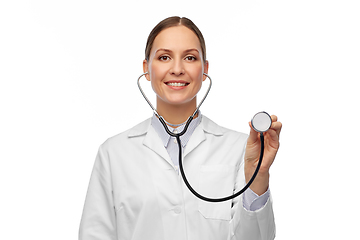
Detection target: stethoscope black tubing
<box><xmin>158</xmin><ymin>116</ymin><xmax>264</xmax><ymax>202</ymax></box>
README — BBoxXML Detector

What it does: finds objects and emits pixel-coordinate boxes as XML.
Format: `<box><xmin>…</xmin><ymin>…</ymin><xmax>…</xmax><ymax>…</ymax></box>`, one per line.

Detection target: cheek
<box><xmin>149</xmin><ymin>63</ymin><xmax>166</xmax><ymax>81</ymax></box>
<box><xmin>148</xmin><ymin>64</ymin><xmax>166</xmax><ymax>93</ymax></box>
<box><xmin>191</xmin><ymin>65</ymin><xmax>205</xmax><ymax>83</ymax></box>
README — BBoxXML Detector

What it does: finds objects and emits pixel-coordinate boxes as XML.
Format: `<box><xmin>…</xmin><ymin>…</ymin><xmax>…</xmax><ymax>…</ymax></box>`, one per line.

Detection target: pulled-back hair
<box><xmin>145</xmin><ymin>16</ymin><xmax>206</xmax><ymax>63</ymax></box>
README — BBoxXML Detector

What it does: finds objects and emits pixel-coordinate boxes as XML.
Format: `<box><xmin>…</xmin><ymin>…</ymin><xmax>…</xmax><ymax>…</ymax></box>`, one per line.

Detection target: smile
<box><xmin>166</xmin><ymin>82</ymin><xmax>189</xmax><ymax>87</ymax></box>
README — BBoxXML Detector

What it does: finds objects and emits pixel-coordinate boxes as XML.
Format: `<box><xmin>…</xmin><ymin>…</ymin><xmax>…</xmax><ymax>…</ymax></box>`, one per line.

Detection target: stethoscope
<box><xmin>138</xmin><ymin>72</ymin><xmax>272</xmax><ymax>202</ymax></box>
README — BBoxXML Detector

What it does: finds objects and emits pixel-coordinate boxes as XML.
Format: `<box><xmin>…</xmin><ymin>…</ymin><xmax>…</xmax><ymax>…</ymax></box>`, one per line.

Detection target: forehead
<box><xmin>151</xmin><ymin>26</ymin><xmax>201</xmax><ymax>53</ymax></box>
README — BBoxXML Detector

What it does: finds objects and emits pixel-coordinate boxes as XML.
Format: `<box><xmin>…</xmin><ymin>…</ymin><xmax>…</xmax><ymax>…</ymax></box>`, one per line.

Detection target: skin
<box><xmin>143</xmin><ymin>25</ymin><xmax>208</xmax><ymax>124</ymax></box>
<box><xmin>143</xmin><ymin>25</ymin><xmax>282</xmax><ymax>196</ymax></box>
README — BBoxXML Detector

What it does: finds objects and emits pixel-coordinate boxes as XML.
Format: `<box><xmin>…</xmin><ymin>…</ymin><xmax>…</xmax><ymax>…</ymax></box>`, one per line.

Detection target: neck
<box><xmin>156</xmin><ymin>98</ymin><xmax>197</xmax><ymax>125</ymax></box>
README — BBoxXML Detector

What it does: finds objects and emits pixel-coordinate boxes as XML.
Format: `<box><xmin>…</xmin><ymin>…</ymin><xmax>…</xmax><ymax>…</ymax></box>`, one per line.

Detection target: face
<box><xmin>143</xmin><ymin>26</ymin><xmax>208</xmax><ymax>108</ymax></box>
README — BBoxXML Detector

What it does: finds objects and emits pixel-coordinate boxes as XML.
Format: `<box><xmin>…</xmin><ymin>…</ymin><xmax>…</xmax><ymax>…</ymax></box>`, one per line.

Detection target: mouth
<box><xmin>164</xmin><ymin>81</ymin><xmax>190</xmax><ymax>87</ymax></box>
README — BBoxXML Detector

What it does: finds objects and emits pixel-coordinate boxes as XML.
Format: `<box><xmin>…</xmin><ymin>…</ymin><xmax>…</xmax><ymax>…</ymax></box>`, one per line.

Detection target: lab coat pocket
<box><xmin>198</xmin><ymin>165</ymin><xmax>235</xmax><ymax>221</ymax></box>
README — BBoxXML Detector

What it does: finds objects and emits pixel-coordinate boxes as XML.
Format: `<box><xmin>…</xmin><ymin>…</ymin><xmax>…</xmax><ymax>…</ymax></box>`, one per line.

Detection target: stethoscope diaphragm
<box><xmin>251</xmin><ymin>111</ymin><xmax>272</xmax><ymax>133</ymax></box>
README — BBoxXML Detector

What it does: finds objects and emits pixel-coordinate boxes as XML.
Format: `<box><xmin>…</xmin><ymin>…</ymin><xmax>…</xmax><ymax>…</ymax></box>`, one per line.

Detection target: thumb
<box><xmin>247</xmin><ymin>121</ymin><xmax>259</xmax><ymax>145</ymax></box>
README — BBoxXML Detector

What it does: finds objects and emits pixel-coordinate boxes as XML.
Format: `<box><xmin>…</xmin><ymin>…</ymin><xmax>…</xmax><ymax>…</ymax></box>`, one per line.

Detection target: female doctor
<box><xmin>79</xmin><ymin>16</ymin><xmax>282</xmax><ymax>240</ymax></box>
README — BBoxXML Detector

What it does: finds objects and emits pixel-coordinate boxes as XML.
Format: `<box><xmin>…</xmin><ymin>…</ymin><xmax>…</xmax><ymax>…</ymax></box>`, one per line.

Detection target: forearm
<box><xmin>245</xmin><ymin>170</ymin><xmax>269</xmax><ymax>196</ymax></box>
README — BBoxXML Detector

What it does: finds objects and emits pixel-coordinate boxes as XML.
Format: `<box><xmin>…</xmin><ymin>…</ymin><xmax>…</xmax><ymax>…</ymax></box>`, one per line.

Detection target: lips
<box><xmin>164</xmin><ymin>80</ymin><xmax>190</xmax><ymax>90</ymax></box>
<box><xmin>164</xmin><ymin>80</ymin><xmax>190</xmax><ymax>88</ymax></box>
<box><xmin>166</xmin><ymin>82</ymin><xmax>188</xmax><ymax>86</ymax></box>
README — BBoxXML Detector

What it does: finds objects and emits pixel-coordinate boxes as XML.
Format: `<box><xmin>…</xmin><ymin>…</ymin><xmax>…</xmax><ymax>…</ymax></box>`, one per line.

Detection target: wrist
<box><xmin>246</xmin><ymin>171</ymin><xmax>269</xmax><ymax>196</ymax></box>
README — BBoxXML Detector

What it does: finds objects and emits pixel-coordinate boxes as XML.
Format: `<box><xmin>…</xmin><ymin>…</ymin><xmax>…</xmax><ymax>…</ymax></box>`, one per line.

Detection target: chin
<box><xmin>169</xmin><ymin>98</ymin><xmax>196</xmax><ymax>107</ymax></box>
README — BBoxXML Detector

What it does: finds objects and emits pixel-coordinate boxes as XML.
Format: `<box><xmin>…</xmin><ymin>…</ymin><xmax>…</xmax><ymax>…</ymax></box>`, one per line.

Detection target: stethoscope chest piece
<box><xmin>251</xmin><ymin>111</ymin><xmax>272</xmax><ymax>133</ymax></box>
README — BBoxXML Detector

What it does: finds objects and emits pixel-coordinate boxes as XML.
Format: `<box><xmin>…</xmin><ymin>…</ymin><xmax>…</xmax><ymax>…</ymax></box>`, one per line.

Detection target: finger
<box><xmin>271</xmin><ymin>121</ymin><xmax>282</xmax><ymax>130</ymax></box>
<box><xmin>271</xmin><ymin>121</ymin><xmax>282</xmax><ymax>136</ymax></box>
<box><xmin>248</xmin><ymin>121</ymin><xmax>259</xmax><ymax>144</ymax></box>
<box><xmin>264</xmin><ymin>128</ymin><xmax>281</xmax><ymax>151</ymax></box>
<box><xmin>271</xmin><ymin>115</ymin><xmax>278</xmax><ymax>122</ymax></box>
<box><xmin>266</xmin><ymin>122</ymin><xmax>282</xmax><ymax>147</ymax></box>
<box><xmin>266</xmin><ymin>128</ymin><xmax>280</xmax><ymax>143</ymax></box>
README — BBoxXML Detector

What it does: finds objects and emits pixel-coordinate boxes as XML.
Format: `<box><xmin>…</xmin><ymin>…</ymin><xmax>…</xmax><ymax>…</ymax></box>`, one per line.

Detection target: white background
<box><xmin>1</xmin><ymin>0</ymin><xmax>359</xmax><ymax>239</ymax></box>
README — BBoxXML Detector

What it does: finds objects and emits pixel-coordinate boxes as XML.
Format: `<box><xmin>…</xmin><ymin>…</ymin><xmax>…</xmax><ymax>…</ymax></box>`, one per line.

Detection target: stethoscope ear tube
<box><xmin>178</xmin><ymin>133</ymin><xmax>264</xmax><ymax>202</ymax></box>
<box><xmin>137</xmin><ymin>72</ymin><xmax>160</xmax><ymax>118</ymax></box>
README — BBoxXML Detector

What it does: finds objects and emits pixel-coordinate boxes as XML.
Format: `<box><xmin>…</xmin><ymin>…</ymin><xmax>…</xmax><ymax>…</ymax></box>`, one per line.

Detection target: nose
<box><xmin>170</xmin><ymin>59</ymin><xmax>185</xmax><ymax>76</ymax></box>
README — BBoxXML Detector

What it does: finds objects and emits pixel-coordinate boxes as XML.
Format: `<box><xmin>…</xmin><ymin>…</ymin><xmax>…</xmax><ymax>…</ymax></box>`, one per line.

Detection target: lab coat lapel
<box><xmin>184</xmin><ymin>116</ymin><xmax>224</xmax><ymax>157</ymax></box>
<box><xmin>143</xmin><ymin>123</ymin><xmax>173</xmax><ymax>167</ymax></box>
<box><xmin>183</xmin><ymin>116</ymin><xmax>210</xmax><ymax>158</ymax></box>
<box><xmin>183</xmin><ymin>124</ymin><xmax>206</xmax><ymax>157</ymax></box>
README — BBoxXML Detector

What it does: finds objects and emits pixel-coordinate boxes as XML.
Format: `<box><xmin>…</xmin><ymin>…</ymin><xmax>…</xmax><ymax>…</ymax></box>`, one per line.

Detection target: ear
<box><xmin>203</xmin><ymin>60</ymin><xmax>209</xmax><ymax>81</ymax></box>
<box><xmin>143</xmin><ymin>60</ymin><xmax>150</xmax><ymax>81</ymax></box>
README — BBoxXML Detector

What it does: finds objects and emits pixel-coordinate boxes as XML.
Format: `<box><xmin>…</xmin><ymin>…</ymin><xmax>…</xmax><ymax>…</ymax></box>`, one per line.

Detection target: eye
<box><xmin>159</xmin><ymin>55</ymin><xmax>170</xmax><ymax>61</ymax></box>
<box><xmin>185</xmin><ymin>56</ymin><xmax>197</xmax><ymax>61</ymax></box>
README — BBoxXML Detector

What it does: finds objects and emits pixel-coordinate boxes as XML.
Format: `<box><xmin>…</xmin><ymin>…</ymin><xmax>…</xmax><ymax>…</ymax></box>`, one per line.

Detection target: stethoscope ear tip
<box><xmin>251</xmin><ymin>111</ymin><xmax>272</xmax><ymax>133</ymax></box>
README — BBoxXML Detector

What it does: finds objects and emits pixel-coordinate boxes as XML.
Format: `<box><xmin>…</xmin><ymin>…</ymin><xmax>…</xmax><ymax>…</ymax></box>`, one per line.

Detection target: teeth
<box><xmin>167</xmin><ymin>82</ymin><xmax>187</xmax><ymax>87</ymax></box>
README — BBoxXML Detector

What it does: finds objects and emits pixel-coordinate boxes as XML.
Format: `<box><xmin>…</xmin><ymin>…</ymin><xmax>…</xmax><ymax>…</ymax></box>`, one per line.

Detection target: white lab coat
<box><xmin>79</xmin><ymin>116</ymin><xmax>275</xmax><ymax>240</ymax></box>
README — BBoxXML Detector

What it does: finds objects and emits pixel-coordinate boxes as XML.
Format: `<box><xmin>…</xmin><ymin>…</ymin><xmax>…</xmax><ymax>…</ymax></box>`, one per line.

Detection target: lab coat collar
<box><xmin>127</xmin><ymin>115</ymin><xmax>224</xmax><ymax>138</ymax></box>
<box><xmin>128</xmin><ymin>118</ymin><xmax>171</xmax><ymax>164</ymax></box>
<box><xmin>201</xmin><ymin>116</ymin><xmax>224</xmax><ymax>136</ymax></box>
<box><xmin>127</xmin><ymin>115</ymin><xmax>224</xmax><ymax>164</ymax></box>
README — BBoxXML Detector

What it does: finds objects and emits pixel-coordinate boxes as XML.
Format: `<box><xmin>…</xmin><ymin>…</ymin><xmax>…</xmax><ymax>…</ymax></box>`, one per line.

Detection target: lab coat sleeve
<box><xmin>229</xmin><ymin>144</ymin><xmax>275</xmax><ymax>240</ymax></box>
<box><xmin>79</xmin><ymin>145</ymin><xmax>117</xmax><ymax>240</ymax></box>
<box><xmin>230</xmin><ymin>194</ymin><xmax>275</xmax><ymax>240</ymax></box>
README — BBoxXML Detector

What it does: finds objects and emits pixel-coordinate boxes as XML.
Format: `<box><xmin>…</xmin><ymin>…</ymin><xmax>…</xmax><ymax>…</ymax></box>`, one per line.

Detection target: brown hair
<box><xmin>145</xmin><ymin>16</ymin><xmax>206</xmax><ymax>63</ymax></box>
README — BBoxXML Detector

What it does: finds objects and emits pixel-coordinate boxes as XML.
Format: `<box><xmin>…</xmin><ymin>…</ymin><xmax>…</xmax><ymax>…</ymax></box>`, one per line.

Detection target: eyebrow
<box><xmin>155</xmin><ymin>48</ymin><xmax>200</xmax><ymax>54</ymax></box>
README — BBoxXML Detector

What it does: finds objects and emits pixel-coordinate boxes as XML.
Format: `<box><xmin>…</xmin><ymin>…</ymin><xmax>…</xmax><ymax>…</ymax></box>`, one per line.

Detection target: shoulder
<box><xmin>202</xmin><ymin>115</ymin><xmax>248</xmax><ymax>144</ymax></box>
<box><xmin>100</xmin><ymin>117</ymin><xmax>152</xmax><ymax>149</ymax></box>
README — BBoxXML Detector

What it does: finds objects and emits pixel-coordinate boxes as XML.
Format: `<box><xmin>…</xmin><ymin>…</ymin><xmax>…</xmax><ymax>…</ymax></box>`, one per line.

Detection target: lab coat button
<box><xmin>174</xmin><ymin>207</ymin><xmax>181</xmax><ymax>214</ymax></box>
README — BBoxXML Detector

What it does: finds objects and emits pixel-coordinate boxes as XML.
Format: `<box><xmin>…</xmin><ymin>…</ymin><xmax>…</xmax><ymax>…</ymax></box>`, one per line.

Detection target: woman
<box><xmin>79</xmin><ymin>16</ymin><xmax>282</xmax><ymax>240</ymax></box>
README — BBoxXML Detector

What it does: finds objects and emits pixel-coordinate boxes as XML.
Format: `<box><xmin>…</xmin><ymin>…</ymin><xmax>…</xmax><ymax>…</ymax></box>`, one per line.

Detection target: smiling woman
<box><xmin>143</xmin><ymin>24</ymin><xmax>208</xmax><ymax>124</ymax></box>
<box><xmin>79</xmin><ymin>16</ymin><xmax>281</xmax><ymax>240</ymax></box>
